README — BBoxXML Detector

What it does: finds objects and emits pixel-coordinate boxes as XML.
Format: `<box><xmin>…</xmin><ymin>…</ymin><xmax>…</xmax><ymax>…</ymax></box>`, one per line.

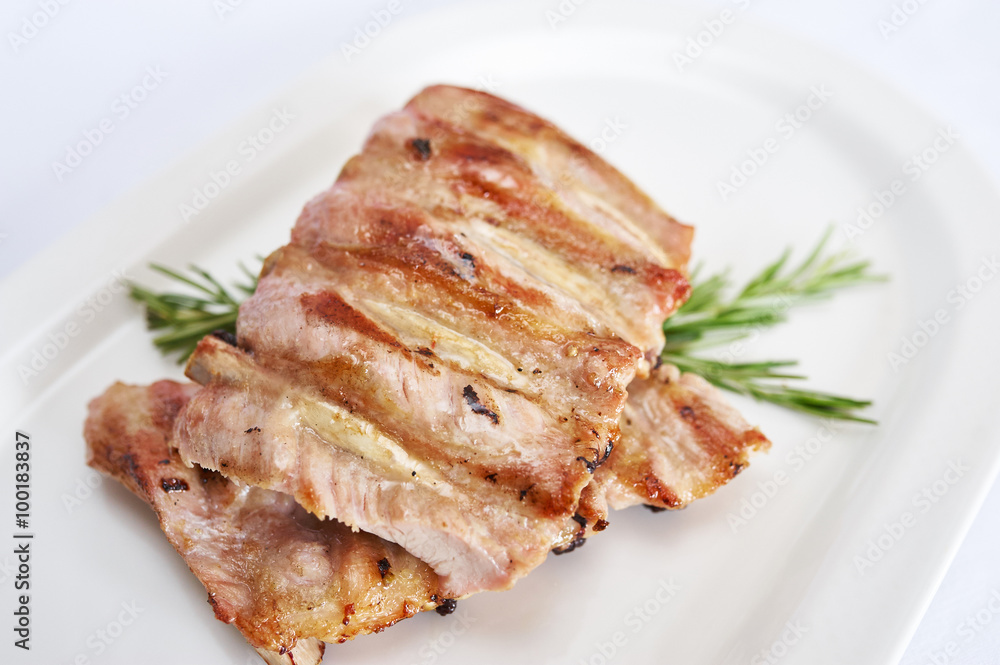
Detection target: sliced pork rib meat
<box><xmin>85</xmin><ymin>381</ymin><xmax>443</xmax><ymax>660</ymax></box>
<box><xmin>178</xmin><ymin>335</ymin><xmax>603</xmax><ymax>596</ymax></box>
<box><xmin>82</xmin><ymin>85</ymin><xmax>771</xmax><ymax>662</ymax></box>
<box><xmin>172</xmin><ymin>85</ymin><xmax>693</xmax><ymax>597</ymax></box>
<box><xmin>596</xmin><ymin>364</ymin><xmax>770</xmax><ymax>512</ymax></box>
<box><xmin>84</xmin><ymin>374</ymin><xmax>765</xmax><ymax>659</ymax></box>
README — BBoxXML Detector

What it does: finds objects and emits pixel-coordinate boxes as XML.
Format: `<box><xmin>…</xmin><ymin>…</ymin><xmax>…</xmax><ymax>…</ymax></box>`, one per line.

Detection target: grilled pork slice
<box><xmin>595</xmin><ymin>364</ymin><xmax>770</xmax><ymax>512</ymax></box>
<box><xmin>177</xmin><ymin>333</ymin><xmax>617</xmax><ymax>597</ymax></box>
<box><xmin>83</xmin><ymin>373</ymin><xmax>764</xmax><ymax>661</ymax></box>
<box><xmin>174</xmin><ymin>85</ymin><xmax>693</xmax><ymax>597</ymax></box>
<box><xmin>85</xmin><ymin>381</ymin><xmax>443</xmax><ymax>660</ymax></box>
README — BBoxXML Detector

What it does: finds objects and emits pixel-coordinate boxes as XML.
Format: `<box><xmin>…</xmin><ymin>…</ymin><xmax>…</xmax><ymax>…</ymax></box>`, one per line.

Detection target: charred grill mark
<box><xmin>446</xmin><ymin>137</ymin><xmax>521</xmax><ymax>167</ymax></box>
<box><xmin>210</xmin><ymin>329</ymin><xmax>238</xmax><ymax>347</ymax></box>
<box><xmin>435</xmin><ymin>598</ymin><xmax>458</xmax><ymax>616</ymax></box>
<box><xmin>329</xmin><ymin>242</ymin><xmax>531</xmax><ymax>327</ymax></box>
<box><xmin>462</xmin><ymin>385</ymin><xmax>499</xmax><ymax>425</ymax></box>
<box><xmin>638</xmin><ymin>471</ymin><xmax>683</xmax><ymax>509</ymax></box>
<box><xmin>377</xmin><ymin>557</ymin><xmax>391</xmax><ymax>578</ymax></box>
<box><xmin>485</xmin><ymin>473</ymin><xmax>498</xmax><ymax>483</ymax></box>
<box><xmin>458</xmin><ymin>251</ymin><xmax>476</xmax><ymax>270</ymax></box>
<box><xmin>245</xmin><ymin>426</ymin><xmax>261</xmax><ymax>434</ymax></box>
<box><xmin>300</xmin><ymin>291</ymin><xmax>404</xmax><ymax>350</ymax></box>
<box><xmin>554</xmin><ymin>512</ymin><xmax>588</xmax><ymax>555</ymax></box>
<box><xmin>409</xmin><ymin>137</ymin><xmax>432</xmax><ymax>161</ymax></box>
<box><xmin>552</xmin><ymin>533</ymin><xmax>586</xmax><ymax>555</ymax></box>
<box><xmin>416</xmin><ymin>347</ymin><xmax>435</xmax><ymax>357</ymax></box>
<box><xmin>518</xmin><ymin>484</ymin><xmax>536</xmax><ymax>501</ymax></box>
<box><xmin>667</xmin><ymin>390</ymin><xmax>768</xmax><ymax>485</ymax></box>
<box><xmin>576</xmin><ymin>440</ymin><xmax>614</xmax><ymax>473</ymax></box>
<box><xmin>120</xmin><ymin>453</ymin><xmax>149</xmax><ymax>495</ymax></box>
<box><xmin>437</xmin><ymin>146</ymin><xmax>686</xmax><ymax>318</ymax></box>
<box><xmin>161</xmin><ymin>478</ymin><xmax>189</xmax><ymax>493</ymax></box>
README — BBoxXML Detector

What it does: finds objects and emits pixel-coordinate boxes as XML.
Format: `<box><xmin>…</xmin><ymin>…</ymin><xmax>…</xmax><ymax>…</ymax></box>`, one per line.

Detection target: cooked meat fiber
<box><xmin>84</xmin><ymin>374</ymin><xmax>766</xmax><ymax>662</ymax></box>
<box><xmin>84</xmin><ymin>86</ymin><xmax>771</xmax><ymax>663</ymax></box>
<box><xmin>595</xmin><ymin>364</ymin><xmax>770</xmax><ymax>514</ymax></box>
<box><xmin>178</xmin><ymin>335</ymin><xmax>602</xmax><ymax>596</ymax></box>
<box><xmin>173</xmin><ymin>85</ymin><xmax>692</xmax><ymax>597</ymax></box>
<box><xmin>85</xmin><ymin>381</ymin><xmax>443</xmax><ymax>660</ymax></box>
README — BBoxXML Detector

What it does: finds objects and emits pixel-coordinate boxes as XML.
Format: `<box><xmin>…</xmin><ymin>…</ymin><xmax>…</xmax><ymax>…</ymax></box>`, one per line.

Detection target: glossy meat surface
<box><xmin>174</xmin><ymin>85</ymin><xmax>693</xmax><ymax>597</ymax></box>
<box><xmin>596</xmin><ymin>364</ymin><xmax>770</xmax><ymax>511</ymax></box>
<box><xmin>85</xmin><ymin>381</ymin><xmax>443</xmax><ymax>657</ymax></box>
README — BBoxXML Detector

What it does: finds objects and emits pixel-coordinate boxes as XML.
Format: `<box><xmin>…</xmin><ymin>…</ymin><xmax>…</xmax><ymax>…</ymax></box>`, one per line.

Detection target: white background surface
<box><xmin>1</xmin><ymin>1</ymin><xmax>998</xmax><ymax>663</ymax></box>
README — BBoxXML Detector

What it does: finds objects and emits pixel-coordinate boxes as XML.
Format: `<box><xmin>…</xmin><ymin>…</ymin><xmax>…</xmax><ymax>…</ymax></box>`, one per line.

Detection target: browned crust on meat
<box><xmin>404</xmin><ymin>85</ymin><xmax>694</xmax><ymax>272</ymax></box>
<box><xmin>596</xmin><ymin>364</ymin><xmax>770</xmax><ymax>511</ymax></box>
<box><xmin>84</xmin><ymin>381</ymin><xmax>441</xmax><ymax>657</ymax></box>
<box><xmin>171</xmin><ymin>86</ymin><xmax>696</xmax><ymax>596</ymax></box>
<box><xmin>300</xmin><ymin>291</ymin><xmax>404</xmax><ymax>349</ymax></box>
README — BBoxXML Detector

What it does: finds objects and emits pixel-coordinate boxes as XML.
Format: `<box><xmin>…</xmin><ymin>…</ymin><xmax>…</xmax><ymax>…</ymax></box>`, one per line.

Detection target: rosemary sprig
<box><xmin>128</xmin><ymin>263</ymin><xmax>258</xmax><ymax>363</ymax></box>
<box><xmin>663</xmin><ymin>226</ymin><xmax>885</xmax><ymax>422</ymax></box>
<box><xmin>662</xmin><ymin>226</ymin><xmax>880</xmax><ymax>351</ymax></box>
<box><xmin>661</xmin><ymin>354</ymin><xmax>877</xmax><ymax>423</ymax></box>
<box><xmin>127</xmin><ymin>227</ymin><xmax>883</xmax><ymax>421</ymax></box>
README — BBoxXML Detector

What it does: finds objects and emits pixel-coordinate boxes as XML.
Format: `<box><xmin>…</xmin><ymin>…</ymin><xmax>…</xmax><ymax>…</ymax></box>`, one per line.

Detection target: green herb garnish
<box><xmin>128</xmin><ymin>262</ymin><xmax>258</xmax><ymax>362</ymax></box>
<box><xmin>662</xmin><ymin>226</ymin><xmax>884</xmax><ymax>422</ymax></box>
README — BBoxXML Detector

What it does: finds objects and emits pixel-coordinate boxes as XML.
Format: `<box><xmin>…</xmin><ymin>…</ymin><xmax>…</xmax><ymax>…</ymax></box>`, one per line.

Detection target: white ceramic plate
<box><xmin>3</xmin><ymin>3</ymin><xmax>1000</xmax><ymax>664</ymax></box>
